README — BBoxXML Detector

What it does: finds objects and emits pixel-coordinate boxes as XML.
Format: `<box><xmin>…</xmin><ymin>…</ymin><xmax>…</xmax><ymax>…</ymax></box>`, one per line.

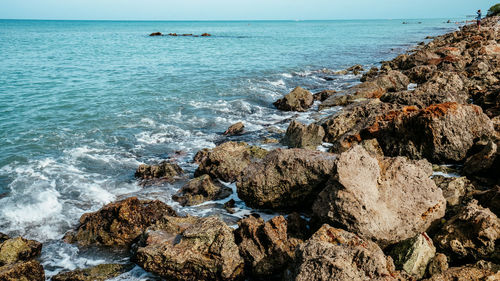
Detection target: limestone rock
<box><xmin>474</xmin><ymin>186</ymin><xmax>500</xmax><ymax>217</ymax></box>
<box><xmin>389</xmin><ymin>233</ymin><xmax>436</xmax><ymax>279</ymax></box>
<box><xmin>313</xmin><ymin>90</ymin><xmax>337</xmax><ymax>102</ymax></box>
<box><xmin>432</xmin><ymin>176</ymin><xmax>472</xmax><ymax>206</ymax></box>
<box><xmin>223</xmin><ymin>122</ymin><xmax>245</xmax><ymax>136</ymax></box>
<box><xmin>172</xmin><ymin>174</ymin><xmax>232</xmax><ymax>206</ymax></box>
<box><xmin>313</xmin><ymin>145</ymin><xmax>445</xmax><ymax>247</ymax></box>
<box><xmin>281</xmin><ymin>120</ymin><xmax>325</xmax><ymax>149</ymax></box>
<box><xmin>423</xmin><ymin>261</ymin><xmax>500</xmax><ymax>281</ymax></box>
<box><xmin>51</xmin><ymin>264</ymin><xmax>132</xmax><ymax>281</ymax></box>
<box><xmin>273</xmin><ymin>87</ymin><xmax>314</xmax><ymax>112</ymax></box>
<box><xmin>0</xmin><ymin>260</ymin><xmax>45</xmax><ymax>281</ymax></box>
<box><xmin>0</xmin><ymin>237</ymin><xmax>41</xmax><ymax>266</ymax></box>
<box><xmin>135</xmin><ymin>162</ymin><xmax>183</xmax><ymax>184</ymax></box>
<box><xmin>427</xmin><ymin>253</ymin><xmax>449</xmax><ymax>277</ymax></box>
<box><xmin>64</xmin><ymin>197</ymin><xmax>177</xmax><ymax>247</ymax></box>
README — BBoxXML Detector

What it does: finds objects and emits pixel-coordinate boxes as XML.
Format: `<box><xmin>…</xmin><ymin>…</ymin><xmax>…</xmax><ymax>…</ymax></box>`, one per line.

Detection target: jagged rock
<box><xmin>360</xmin><ymin>66</ymin><xmax>379</xmax><ymax>82</ymax></box>
<box><xmin>234</xmin><ymin>215</ymin><xmax>301</xmax><ymax>279</ymax></box>
<box><xmin>63</xmin><ymin>197</ymin><xmax>176</xmax><ymax>247</ymax></box>
<box><xmin>463</xmin><ymin>139</ymin><xmax>499</xmax><ymax>179</ymax></box>
<box><xmin>405</xmin><ymin>65</ymin><xmax>437</xmax><ymax>84</ymax></box>
<box><xmin>273</xmin><ymin>87</ymin><xmax>314</xmax><ymax>112</ymax></box>
<box><xmin>134</xmin><ymin>216</ymin><xmax>244</xmax><ymax>281</ymax></box>
<box><xmin>0</xmin><ymin>237</ymin><xmax>42</xmax><ymax>265</ymax></box>
<box><xmin>237</xmin><ymin>148</ymin><xmax>337</xmax><ymax>210</ymax></box>
<box><xmin>427</xmin><ymin>253</ymin><xmax>449</xmax><ymax>277</ymax></box>
<box><xmin>389</xmin><ymin>233</ymin><xmax>436</xmax><ymax>279</ymax></box>
<box><xmin>194</xmin><ymin>142</ymin><xmax>268</xmax><ymax>183</ymax></box>
<box><xmin>51</xmin><ymin>264</ymin><xmax>132</xmax><ymax>281</ymax></box>
<box><xmin>432</xmin><ymin>176</ymin><xmax>472</xmax><ymax>206</ymax></box>
<box><xmin>223</xmin><ymin>122</ymin><xmax>245</xmax><ymax>136</ymax></box>
<box><xmin>434</xmin><ymin>200</ymin><xmax>500</xmax><ymax>263</ymax></box>
<box><xmin>135</xmin><ymin>162</ymin><xmax>183</xmax><ymax>183</ymax></box>
<box><xmin>0</xmin><ymin>260</ymin><xmax>45</xmax><ymax>281</ymax></box>
<box><xmin>193</xmin><ymin>148</ymin><xmax>210</xmax><ymax>164</ymax></box>
<box><xmin>474</xmin><ymin>186</ymin><xmax>500</xmax><ymax>217</ymax></box>
<box><xmin>313</xmin><ymin>145</ymin><xmax>445</xmax><ymax>247</ymax></box>
<box><xmin>0</xmin><ymin>234</ymin><xmax>9</xmax><ymax>244</ymax></box>
<box><xmin>285</xmin><ymin>225</ymin><xmax>400</xmax><ymax>281</ymax></box>
<box><xmin>313</xmin><ymin>90</ymin><xmax>337</xmax><ymax>102</ymax></box>
<box><xmin>423</xmin><ymin>261</ymin><xmax>500</xmax><ymax>281</ymax></box>
<box><xmin>318</xmin><ymin>94</ymin><xmax>351</xmax><ymax>109</ymax></box>
<box><xmin>172</xmin><ymin>174</ymin><xmax>232</xmax><ymax>206</ymax></box>
<box><xmin>281</xmin><ymin>120</ymin><xmax>325</xmax><ymax>149</ymax></box>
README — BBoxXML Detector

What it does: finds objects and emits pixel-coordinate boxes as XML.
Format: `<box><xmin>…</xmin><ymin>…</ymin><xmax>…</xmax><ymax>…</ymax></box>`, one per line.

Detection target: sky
<box><xmin>1</xmin><ymin>0</ymin><xmax>498</xmax><ymax>20</ymax></box>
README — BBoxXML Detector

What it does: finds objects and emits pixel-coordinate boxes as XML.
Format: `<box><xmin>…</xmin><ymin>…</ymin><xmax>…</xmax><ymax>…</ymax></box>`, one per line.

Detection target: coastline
<box><xmin>1</xmin><ymin>16</ymin><xmax>500</xmax><ymax>281</ymax></box>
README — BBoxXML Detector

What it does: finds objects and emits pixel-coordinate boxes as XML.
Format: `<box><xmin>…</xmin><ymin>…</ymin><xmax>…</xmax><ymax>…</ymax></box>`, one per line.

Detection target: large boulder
<box><xmin>434</xmin><ymin>200</ymin><xmax>500</xmax><ymax>263</ymax></box>
<box><xmin>0</xmin><ymin>236</ymin><xmax>44</xmax><ymax>281</ymax></box>
<box><xmin>273</xmin><ymin>87</ymin><xmax>314</xmax><ymax>112</ymax></box>
<box><xmin>234</xmin><ymin>215</ymin><xmax>301</xmax><ymax>279</ymax></box>
<box><xmin>313</xmin><ymin>145</ymin><xmax>446</xmax><ymax>247</ymax></box>
<box><xmin>134</xmin><ymin>216</ymin><xmax>244</xmax><ymax>281</ymax></box>
<box><xmin>194</xmin><ymin>142</ymin><xmax>268</xmax><ymax>183</ymax></box>
<box><xmin>51</xmin><ymin>264</ymin><xmax>132</xmax><ymax>281</ymax></box>
<box><xmin>237</xmin><ymin>148</ymin><xmax>337</xmax><ymax>210</ymax></box>
<box><xmin>389</xmin><ymin>233</ymin><xmax>436</xmax><ymax>279</ymax></box>
<box><xmin>423</xmin><ymin>261</ymin><xmax>500</xmax><ymax>281</ymax></box>
<box><xmin>281</xmin><ymin>120</ymin><xmax>325</xmax><ymax>149</ymax></box>
<box><xmin>172</xmin><ymin>174</ymin><xmax>232</xmax><ymax>206</ymax></box>
<box><xmin>0</xmin><ymin>260</ymin><xmax>45</xmax><ymax>281</ymax></box>
<box><xmin>64</xmin><ymin>197</ymin><xmax>177</xmax><ymax>247</ymax></box>
<box><xmin>285</xmin><ymin>224</ymin><xmax>401</xmax><ymax>281</ymax></box>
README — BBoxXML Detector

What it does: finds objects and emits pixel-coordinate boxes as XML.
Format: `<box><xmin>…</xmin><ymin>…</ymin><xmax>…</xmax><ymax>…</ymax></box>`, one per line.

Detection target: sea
<box><xmin>0</xmin><ymin>19</ymin><xmax>459</xmax><ymax>279</ymax></box>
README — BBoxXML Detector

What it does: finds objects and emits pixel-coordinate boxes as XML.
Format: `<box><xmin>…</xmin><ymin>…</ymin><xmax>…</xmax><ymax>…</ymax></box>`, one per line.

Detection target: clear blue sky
<box><xmin>1</xmin><ymin>0</ymin><xmax>498</xmax><ymax>20</ymax></box>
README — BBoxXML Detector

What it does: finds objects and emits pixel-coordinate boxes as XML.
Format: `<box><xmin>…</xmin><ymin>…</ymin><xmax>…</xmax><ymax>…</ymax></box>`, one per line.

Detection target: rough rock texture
<box><xmin>0</xmin><ymin>234</ymin><xmax>9</xmax><ymax>244</ymax></box>
<box><xmin>313</xmin><ymin>90</ymin><xmax>337</xmax><ymax>102</ymax></box>
<box><xmin>64</xmin><ymin>197</ymin><xmax>177</xmax><ymax>247</ymax></box>
<box><xmin>237</xmin><ymin>148</ymin><xmax>337</xmax><ymax>210</ymax></box>
<box><xmin>172</xmin><ymin>174</ymin><xmax>232</xmax><ymax>206</ymax></box>
<box><xmin>432</xmin><ymin>176</ymin><xmax>472</xmax><ymax>206</ymax></box>
<box><xmin>51</xmin><ymin>264</ymin><xmax>132</xmax><ymax>281</ymax></box>
<box><xmin>194</xmin><ymin>142</ymin><xmax>268</xmax><ymax>183</ymax></box>
<box><xmin>273</xmin><ymin>87</ymin><xmax>314</xmax><ymax>112</ymax></box>
<box><xmin>313</xmin><ymin>145</ymin><xmax>446</xmax><ymax>247</ymax></box>
<box><xmin>223</xmin><ymin>122</ymin><xmax>245</xmax><ymax>136</ymax></box>
<box><xmin>423</xmin><ymin>261</ymin><xmax>500</xmax><ymax>281</ymax></box>
<box><xmin>134</xmin><ymin>216</ymin><xmax>244</xmax><ymax>281</ymax></box>
<box><xmin>234</xmin><ymin>215</ymin><xmax>301</xmax><ymax>279</ymax></box>
<box><xmin>0</xmin><ymin>260</ymin><xmax>45</xmax><ymax>281</ymax></box>
<box><xmin>427</xmin><ymin>253</ymin><xmax>449</xmax><ymax>277</ymax></box>
<box><xmin>286</xmin><ymin>224</ymin><xmax>400</xmax><ymax>281</ymax></box>
<box><xmin>463</xmin><ymin>139</ymin><xmax>500</xmax><ymax>179</ymax></box>
<box><xmin>135</xmin><ymin>162</ymin><xmax>183</xmax><ymax>184</ymax></box>
<box><xmin>434</xmin><ymin>200</ymin><xmax>500</xmax><ymax>263</ymax></box>
<box><xmin>281</xmin><ymin>120</ymin><xmax>325</xmax><ymax>149</ymax></box>
<box><xmin>389</xmin><ymin>233</ymin><xmax>436</xmax><ymax>279</ymax></box>
<box><xmin>474</xmin><ymin>186</ymin><xmax>500</xmax><ymax>217</ymax></box>
<box><xmin>0</xmin><ymin>237</ymin><xmax>42</xmax><ymax>266</ymax></box>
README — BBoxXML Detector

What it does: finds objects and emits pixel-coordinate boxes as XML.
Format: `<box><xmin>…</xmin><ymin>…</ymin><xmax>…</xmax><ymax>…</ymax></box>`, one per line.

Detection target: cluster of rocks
<box><xmin>149</xmin><ymin>32</ymin><xmax>212</xmax><ymax>37</ymax></box>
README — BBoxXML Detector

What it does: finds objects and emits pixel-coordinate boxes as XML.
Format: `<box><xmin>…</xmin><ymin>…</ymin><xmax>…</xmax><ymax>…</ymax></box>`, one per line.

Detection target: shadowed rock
<box><xmin>51</xmin><ymin>264</ymin><xmax>132</xmax><ymax>281</ymax></box>
<box><xmin>281</xmin><ymin>120</ymin><xmax>325</xmax><ymax>149</ymax></box>
<box><xmin>172</xmin><ymin>174</ymin><xmax>232</xmax><ymax>206</ymax></box>
<box><xmin>389</xmin><ymin>233</ymin><xmax>436</xmax><ymax>279</ymax></box>
<box><xmin>423</xmin><ymin>260</ymin><xmax>500</xmax><ymax>281</ymax></box>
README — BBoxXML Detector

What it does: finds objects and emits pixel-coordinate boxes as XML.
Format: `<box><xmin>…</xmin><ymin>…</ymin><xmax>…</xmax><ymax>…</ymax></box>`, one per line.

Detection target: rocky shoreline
<box><xmin>2</xmin><ymin>16</ymin><xmax>500</xmax><ymax>281</ymax></box>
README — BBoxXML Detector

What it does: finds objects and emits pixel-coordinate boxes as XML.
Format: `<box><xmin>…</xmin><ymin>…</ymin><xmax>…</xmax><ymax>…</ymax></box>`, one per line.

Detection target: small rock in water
<box><xmin>223</xmin><ymin>122</ymin><xmax>245</xmax><ymax>136</ymax></box>
<box><xmin>149</xmin><ymin>32</ymin><xmax>162</xmax><ymax>36</ymax></box>
<box><xmin>223</xmin><ymin>199</ymin><xmax>236</xmax><ymax>214</ymax></box>
<box><xmin>201</xmin><ymin>33</ymin><xmax>211</xmax><ymax>36</ymax></box>
<box><xmin>172</xmin><ymin>174</ymin><xmax>232</xmax><ymax>206</ymax></box>
<box><xmin>135</xmin><ymin>161</ymin><xmax>184</xmax><ymax>185</ymax></box>
<box><xmin>273</xmin><ymin>86</ymin><xmax>314</xmax><ymax>112</ymax></box>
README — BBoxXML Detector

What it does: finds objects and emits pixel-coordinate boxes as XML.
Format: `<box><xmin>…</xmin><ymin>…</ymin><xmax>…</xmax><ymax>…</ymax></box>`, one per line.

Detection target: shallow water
<box><xmin>0</xmin><ymin>19</ymin><xmax>458</xmax><ymax>278</ymax></box>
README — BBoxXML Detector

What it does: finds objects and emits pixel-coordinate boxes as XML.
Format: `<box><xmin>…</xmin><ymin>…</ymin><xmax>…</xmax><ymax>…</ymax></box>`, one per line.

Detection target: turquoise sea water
<box><xmin>0</xmin><ymin>19</ymin><xmax>457</xmax><ymax>278</ymax></box>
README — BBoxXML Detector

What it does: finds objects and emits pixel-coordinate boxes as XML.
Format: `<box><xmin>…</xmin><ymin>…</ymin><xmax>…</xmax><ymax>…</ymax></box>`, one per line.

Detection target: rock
<box><xmin>0</xmin><ymin>260</ymin><xmax>45</xmax><ymax>281</ymax></box>
<box><xmin>427</xmin><ymin>253</ymin><xmax>449</xmax><ymax>277</ymax></box>
<box><xmin>360</xmin><ymin>66</ymin><xmax>379</xmax><ymax>82</ymax></box>
<box><xmin>432</xmin><ymin>176</ymin><xmax>471</xmax><ymax>206</ymax></box>
<box><xmin>194</xmin><ymin>142</ymin><xmax>268</xmax><ymax>183</ymax></box>
<box><xmin>193</xmin><ymin>148</ymin><xmax>210</xmax><ymax>164</ymax></box>
<box><xmin>463</xmin><ymin>140</ymin><xmax>499</xmax><ymax>179</ymax></box>
<box><xmin>318</xmin><ymin>94</ymin><xmax>350</xmax><ymax>110</ymax></box>
<box><xmin>423</xmin><ymin>261</ymin><xmax>500</xmax><ymax>281</ymax></box>
<box><xmin>172</xmin><ymin>174</ymin><xmax>232</xmax><ymax>206</ymax></box>
<box><xmin>237</xmin><ymin>148</ymin><xmax>337</xmax><ymax>210</ymax></box>
<box><xmin>389</xmin><ymin>233</ymin><xmax>436</xmax><ymax>279</ymax></box>
<box><xmin>63</xmin><ymin>197</ymin><xmax>176</xmax><ymax>247</ymax></box>
<box><xmin>434</xmin><ymin>200</ymin><xmax>500</xmax><ymax>263</ymax></box>
<box><xmin>347</xmin><ymin>64</ymin><xmax>364</xmax><ymax>73</ymax></box>
<box><xmin>273</xmin><ymin>87</ymin><xmax>314</xmax><ymax>112</ymax></box>
<box><xmin>281</xmin><ymin>120</ymin><xmax>325</xmax><ymax>149</ymax></box>
<box><xmin>134</xmin><ymin>216</ymin><xmax>244</xmax><ymax>281</ymax></box>
<box><xmin>405</xmin><ymin>65</ymin><xmax>437</xmax><ymax>84</ymax></box>
<box><xmin>168</xmin><ymin>33</ymin><xmax>178</xmax><ymax>36</ymax></box>
<box><xmin>371</xmin><ymin>70</ymin><xmax>410</xmax><ymax>92</ymax></box>
<box><xmin>223</xmin><ymin>122</ymin><xmax>244</xmax><ymax>136</ymax></box>
<box><xmin>0</xmin><ymin>234</ymin><xmax>8</xmax><ymax>245</ymax></box>
<box><xmin>149</xmin><ymin>32</ymin><xmax>162</xmax><ymax>36</ymax></box>
<box><xmin>0</xmin><ymin>237</ymin><xmax>42</xmax><ymax>266</ymax></box>
<box><xmin>223</xmin><ymin>199</ymin><xmax>236</xmax><ymax>214</ymax></box>
<box><xmin>201</xmin><ymin>33</ymin><xmax>211</xmax><ymax>36</ymax></box>
<box><xmin>474</xmin><ymin>186</ymin><xmax>500</xmax><ymax>216</ymax></box>
<box><xmin>134</xmin><ymin>162</ymin><xmax>184</xmax><ymax>184</ymax></box>
<box><xmin>285</xmin><ymin>224</ymin><xmax>400</xmax><ymax>281</ymax></box>
<box><xmin>51</xmin><ymin>264</ymin><xmax>132</xmax><ymax>281</ymax></box>
<box><xmin>285</xmin><ymin>213</ymin><xmax>310</xmax><ymax>240</ymax></box>
<box><xmin>313</xmin><ymin>90</ymin><xmax>337</xmax><ymax>102</ymax></box>
<box><xmin>234</xmin><ymin>215</ymin><xmax>301</xmax><ymax>279</ymax></box>
<box><xmin>313</xmin><ymin>145</ymin><xmax>445</xmax><ymax>247</ymax></box>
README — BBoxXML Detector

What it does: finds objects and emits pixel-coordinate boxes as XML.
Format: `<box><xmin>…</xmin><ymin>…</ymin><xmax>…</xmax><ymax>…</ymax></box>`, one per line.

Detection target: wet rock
<box><xmin>273</xmin><ymin>87</ymin><xmax>314</xmax><ymax>112</ymax></box>
<box><xmin>237</xmin><ymin>148</ymin><xmax>337</xmax><ymax>210</ymax></box>
<box><xmin>432</xmin><ymin>176</ymin><xmax>472</xmax><ymax>206</ymax></box>
<box><xmin>281</xmin><ymin>120</ymin><xmax>325</xmax><ymax>149</ymax></box>
<box><xmin>0</xmin><ymin>237</ymin><xmax>42</xmax><ymax>265</ymax></box>
<box><xmin>313</xmin><ymin>145</ymin><xmax>445</xmax><ymax>247</ymax></box>
<box><xmin>134</xmin><ymin>216</ymin><xmax>244</xmax><ymax>281</ymax></box>
<box><xmin>149</xmin><ymin>32</ymin><xmax>162</xmax><ymax>36</ymax></box>
<box><xmin>194</xmin><ymin>141</ymin><xmax>268</xmax><ymax>183</ymax></box>
<box><xmin>285</xmin><ymin>224</ymin><xmax>400</xmax><ymax>281</ymax></box>
<box><xmin>0</xmin><ymin>260</ymin><xmax>45</xmax><ymax>281</ymax></box>
<box><xmin>313</xmin><ymin>90</ymin><xmax>337</xmax><ymax>102</ymax></box>
<box><xmin>135</xmin><ymin>162</ymin><xmax>184</xmax><ymax>184</ymax></box>
<box><xmin>201</xmin><ymin>33</ymin><xmax>211</xmax><ymax>36</ymax></box>
<box><xmin>434</xmin><ymin>200</ymin><xmax>500</xmax><ymax>263</ymax></box>
<box><xmin>172</xmin><ymin>174</ymin><xmax>232</xmax><ymax>206</ymax></box>
<box><xmin>423</xmin><ymin>260</ymin><xmax>500</xmax><ymax>281</ymax></box>
<box><xmin>389</xmin><ymin>233</ymin><xmax>436</xmax><ymax>279</ymax></box>
<box><xmin>427</xmin><ymin>253</ymin><xmax>449</xmax><ymax>277</ymax></box>
<box><xmin>64</xmin><ymin>197</ymin><xmax>176</xmax><ymax>247</ymax></box>
<box><xmin>223</xmin><ymin>199</ymin><xmax>236</xmax><ymax>214</ymax></box>
<box><xmin>51</xmin><ymin>264</ymin><xmax>132</xmax><ymax>281</ymax></box>
<box><xmin>193</xmin><ymin>148</ymin><xmax>210</xmax><ymax>164</ymax></box>
<box><xmin>360</xmin><ymin>66</ymin><xmax>379</xmax><ymax>82</ymax></box>
<box><xmin>223</xmin><ymin>122</ymin><xmax>245</xmax><ymax>136</ymax></box>
<box><xmin>234</xmin><ymin>215</ymin><xmax>301</xmax><ymax>279</ymax></box>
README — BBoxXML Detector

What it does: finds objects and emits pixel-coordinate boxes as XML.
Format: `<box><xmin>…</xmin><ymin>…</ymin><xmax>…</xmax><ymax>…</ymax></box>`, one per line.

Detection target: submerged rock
<box><xmin>273</xmin><ymin>87</ymin><xmax>314</xmax><ymax>112</ymax></box>
<box><xmin>285</xmin><ymin>224</ymin><xmax>400</xmax><ymax>281</ymax></box>
<box><xmin>389</xmin><ymin>233</ymin><xmax>436</xmax><ymax>279</ymax></box>
<box><xmin>237</xmin><ymin>148</ymin><xmax>337</xmax><ymax>210</ymax></box>
<box><xmin>51</xmin><ymin>264</ymin><xmax>132</xmax><ymax>281</ymax></box>
<box><xmin>313</xmin><ymin>145</ymin><xmax>445</xmax><ymax>247</ymax></box>
<box><xmin>134</xmin><ymin>216</ymin><xmax>244</xmax><ymax>281</ymax></box>
<box><xmin>281</xmin><ymin>120</ymin><xmax>325</xmax><ymax>149</ymax></box>
<box><xmin>172</xmin><ymin>174</ymin><xmax>232</xmax><ymax>206</ymax></box>
<box><xmin>223</xmin><ymin>122</ymin><xmax>245</xmax><ymax>136</ymax></box>
<box><xmin>64</xmin><ymin>197</ymin><xmax>176</xmax><ymax>247</ymax></box>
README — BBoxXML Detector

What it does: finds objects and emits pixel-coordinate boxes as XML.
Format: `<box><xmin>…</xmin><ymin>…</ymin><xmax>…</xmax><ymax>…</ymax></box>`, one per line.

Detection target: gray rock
<box><xmin>389</xmin><ymin>233</ymin><xmax>436</xmax><ymax>279</ymax></box>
